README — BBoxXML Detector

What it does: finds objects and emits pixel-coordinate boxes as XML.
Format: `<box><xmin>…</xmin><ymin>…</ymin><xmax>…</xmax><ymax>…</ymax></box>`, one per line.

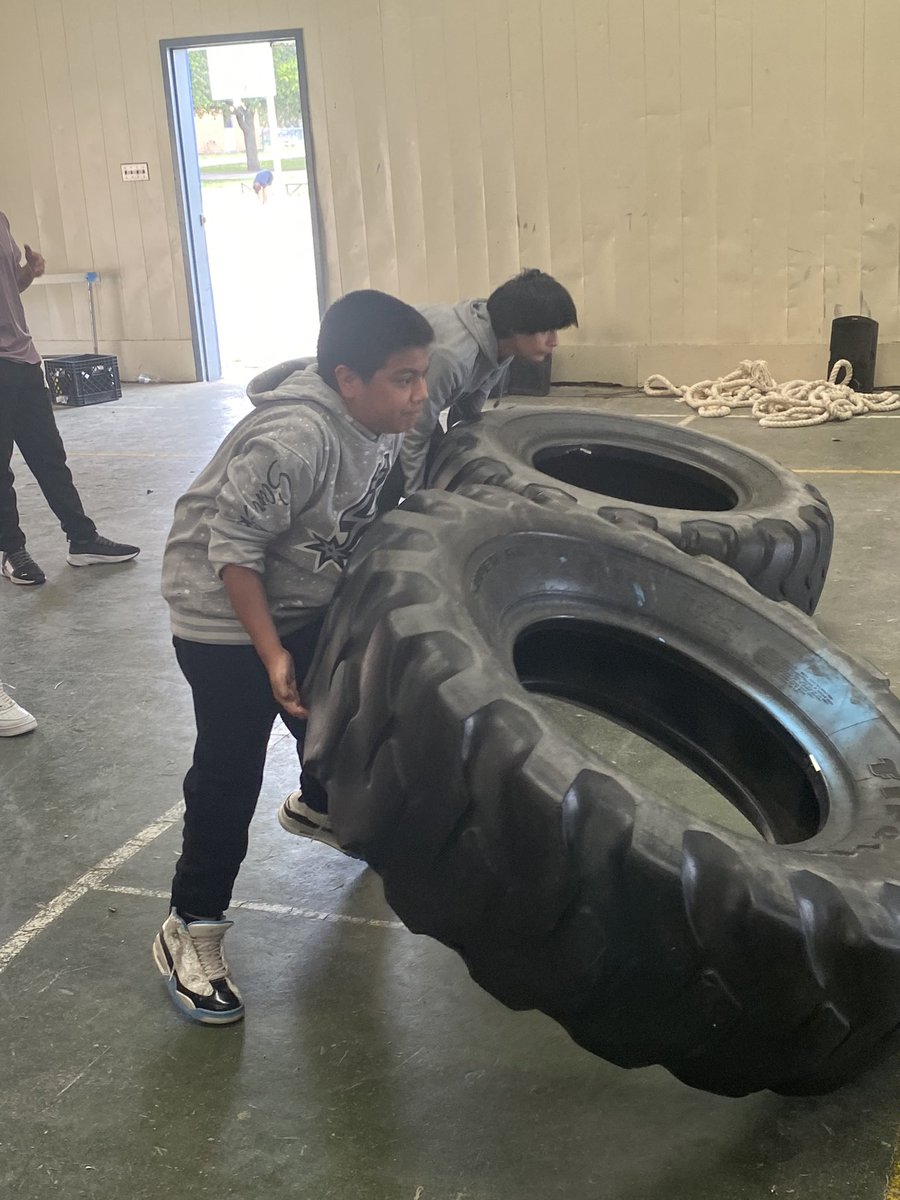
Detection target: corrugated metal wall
<box><xmin>2</xmin><ymin>0</ymin><xmax>899</xmax><ymax>384</ymax></box>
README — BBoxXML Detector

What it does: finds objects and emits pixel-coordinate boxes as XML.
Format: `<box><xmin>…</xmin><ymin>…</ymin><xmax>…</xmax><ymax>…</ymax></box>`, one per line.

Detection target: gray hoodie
<box><xmin>162</xmin><ymin>361</ymin><xmax>402</xmax><ymax>645</ymax></box>
<box><xmin>399</xmin><ymin>299</ymin><xmax>512</xmax><ymax>493</ymax></box>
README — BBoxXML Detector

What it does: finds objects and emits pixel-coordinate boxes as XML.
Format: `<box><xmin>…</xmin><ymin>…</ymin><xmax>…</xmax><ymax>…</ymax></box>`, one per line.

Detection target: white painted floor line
<box><xmin>677</xmin><ymin>414</ymin><xmax>697</xmax><ymax>426</ymax></box>
<box><xmin>0</xmin><ymin>803</ymin><xmax>184</xmax><ymax>975</ymax></box>
<box><xmin>98</xmin><ymin>884</ymin><xmax>406</xmax><ymax>931</ymax></box>
<box><xmin>650</xmin><ymin>411</ymin><xmax>750</xmax><ymax>418</ymax></box>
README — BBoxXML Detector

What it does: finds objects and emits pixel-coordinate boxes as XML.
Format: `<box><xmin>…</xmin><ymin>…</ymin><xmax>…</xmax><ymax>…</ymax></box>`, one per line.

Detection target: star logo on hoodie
<box><xmin>305</xmin><ymin>533</ymin><xmax>350</xmax><ymax>569</ymax></box>
<box><xmin>305</xmin><ymin>457</ymin><xmax>391</xmax><ymax>571</ymax></box>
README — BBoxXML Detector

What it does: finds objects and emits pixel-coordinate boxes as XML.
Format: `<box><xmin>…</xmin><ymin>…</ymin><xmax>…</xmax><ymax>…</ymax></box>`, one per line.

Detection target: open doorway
<box><xmin>161</xmin><ymin>31</ymin><xmax>325</xmax><ymax>382</ymax></box>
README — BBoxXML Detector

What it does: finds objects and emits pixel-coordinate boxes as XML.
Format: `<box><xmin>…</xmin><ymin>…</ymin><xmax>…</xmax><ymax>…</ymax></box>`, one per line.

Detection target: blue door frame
<box><xmin>160</xmin><ymin>31</ymin><xmax>326</xmax><ymax>382</ymax></box>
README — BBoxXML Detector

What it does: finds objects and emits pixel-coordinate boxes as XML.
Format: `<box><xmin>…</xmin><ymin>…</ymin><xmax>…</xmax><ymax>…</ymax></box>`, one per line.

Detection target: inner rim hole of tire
<box><xmin>532</xmin><ymin>444</ymin><xmax>739</xmax><ymax>511</ymax></box>
<box><xmin>513</xmin><ymin>619</ymin><xmax>825</xmax><ymax>844</ymax></box>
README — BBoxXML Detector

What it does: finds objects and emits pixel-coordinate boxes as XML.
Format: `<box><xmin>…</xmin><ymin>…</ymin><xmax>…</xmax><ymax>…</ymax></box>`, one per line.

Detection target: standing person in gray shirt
<box><xmin>0</xmin><ymin>210</ymin><xmax>139</xmax><ymax>585</ymax></box>
<box><xmin>379</xmin><ymin>268</ymin><xmax>578</xmax><ymax>508</ymax></box>
<box><xmin>155</xmin><ymin>289</ymin><xmax>434</xmax><ymax>1025</ymax></box>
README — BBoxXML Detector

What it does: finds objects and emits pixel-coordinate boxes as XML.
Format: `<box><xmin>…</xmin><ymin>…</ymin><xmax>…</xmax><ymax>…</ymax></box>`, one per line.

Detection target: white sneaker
<box><xmin>0</xmin><ymin>683</ymin><xmax>37</xmax><ymax>736</ymax></box>
<box><xmin>152</xmin><ymin>909</ymin><xmax>244</xmax><ymax>1024</ymax></box>
<box><xmin>278</xmin><ymin>789</ymin><xmax>348</xmax><ymax>853</ymax></box>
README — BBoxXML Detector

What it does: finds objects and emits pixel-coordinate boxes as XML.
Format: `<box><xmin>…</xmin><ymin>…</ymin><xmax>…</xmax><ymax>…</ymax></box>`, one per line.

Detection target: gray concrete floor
<box><xmin>1</xmin><ymin>381</ymin><xmax>898</xmax><ymax>1199</ymax></box>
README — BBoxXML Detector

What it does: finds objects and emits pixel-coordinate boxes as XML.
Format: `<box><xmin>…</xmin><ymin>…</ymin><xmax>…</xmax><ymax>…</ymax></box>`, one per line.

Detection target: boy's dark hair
<box><xmin>317</xmin><ymin>290</ymin><xmax>434</xmax><ymax>390</ymax></box>
<box><xmin>486</xmin><ymin>269</ymin><xmax>578</xmax><ymax>339</ymax></box>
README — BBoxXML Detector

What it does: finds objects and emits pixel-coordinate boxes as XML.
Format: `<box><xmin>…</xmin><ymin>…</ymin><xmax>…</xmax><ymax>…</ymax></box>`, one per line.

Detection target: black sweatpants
<box><xmin>0</xmin><ymin>358</ymin><xmax>95</xmax><ymax>553</ymax></box>
<box><xmin>171</xmin><ymin>616</ymin><xmax>327</xmax><ymax>918</ymax></box>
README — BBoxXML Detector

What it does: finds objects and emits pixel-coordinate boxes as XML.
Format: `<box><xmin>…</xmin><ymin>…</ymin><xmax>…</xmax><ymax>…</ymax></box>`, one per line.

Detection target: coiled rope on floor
<box><xmin>644</xmin><ymin>359</ymin><xmax>900</xmax><ymax>427</ymax></box>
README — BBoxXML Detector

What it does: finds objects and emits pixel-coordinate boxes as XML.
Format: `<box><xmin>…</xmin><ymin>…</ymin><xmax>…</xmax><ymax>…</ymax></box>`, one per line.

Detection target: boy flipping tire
<box><xmin>155</xmin><ymin>290</ymin><xmax>433</xmax><ymax>1023</ymax></box>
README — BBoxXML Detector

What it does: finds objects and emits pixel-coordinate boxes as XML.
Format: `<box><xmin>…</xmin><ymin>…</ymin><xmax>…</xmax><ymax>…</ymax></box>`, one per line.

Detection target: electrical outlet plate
<box><xmin>121</xmin><ymin>162</ymin><xmax>150</xmax><ymax>182</ymax></box>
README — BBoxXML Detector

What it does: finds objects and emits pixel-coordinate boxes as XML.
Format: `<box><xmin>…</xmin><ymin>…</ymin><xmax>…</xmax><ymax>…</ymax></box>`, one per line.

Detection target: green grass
<box><xmin>199</xmin><ymin>157</ymin><xmax>306</xmax><ymax>177</ymax></box>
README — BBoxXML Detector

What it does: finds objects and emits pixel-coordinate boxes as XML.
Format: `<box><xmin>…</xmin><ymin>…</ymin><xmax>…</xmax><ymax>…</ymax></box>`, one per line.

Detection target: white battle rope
<box><xmin>644</xmin><ymin>359</ymin><xmax>900</xmax><ymax>427</ymax></box>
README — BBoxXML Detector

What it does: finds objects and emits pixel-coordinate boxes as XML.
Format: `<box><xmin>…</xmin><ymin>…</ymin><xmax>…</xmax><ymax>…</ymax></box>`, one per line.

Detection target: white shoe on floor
<box><xmin>0</xmin><ymin>683</ymin><xmax>37</xmax><ymax>736</ymax></box>
<box><xmin>278</xmin><ymin>789</ymin><xmax>349</xmax><ymax>853</ymax></box>
<box><xmin>152</xmin><ymin>908</ymin><xmax>244</xmax><ymax>1024</ymax></box>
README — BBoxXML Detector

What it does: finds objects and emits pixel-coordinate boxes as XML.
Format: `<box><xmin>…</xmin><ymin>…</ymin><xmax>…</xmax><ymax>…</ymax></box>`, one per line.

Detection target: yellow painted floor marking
<box><xmin>884</xmin><ymin>1126</ymin><xmax>900</xmax><ymax>1200</ymax></box>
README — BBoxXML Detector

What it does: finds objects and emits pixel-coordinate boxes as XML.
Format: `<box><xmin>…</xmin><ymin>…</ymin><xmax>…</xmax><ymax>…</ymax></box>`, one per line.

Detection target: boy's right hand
<box><xmin>267</xmin><ymin>647</ymin><xmax>309</xmax><ymax>719</ymax></box>
<box><xmin>220</xmin><ymin>565</ymin><xmax>309</xmax><ymax>718</ymax></box>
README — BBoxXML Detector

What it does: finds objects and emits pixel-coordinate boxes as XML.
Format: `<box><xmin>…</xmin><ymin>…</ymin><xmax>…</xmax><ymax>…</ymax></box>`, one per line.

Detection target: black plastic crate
<box><xmin>44</xmin><ymin>354</ymin><xmax>122</xmax><ymax>407</ymax></box>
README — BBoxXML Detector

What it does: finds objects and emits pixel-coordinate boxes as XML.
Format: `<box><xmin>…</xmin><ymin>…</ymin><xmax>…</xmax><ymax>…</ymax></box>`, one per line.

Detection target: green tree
<box><xmin>188</xmin><ymin>42</ymin><xmax>301</xmax><ymax>171</ymax></box>
<box><xmin>273</xmin><ymin>42</ymin><xmax>302</xmax><ymax>127</ymax></box>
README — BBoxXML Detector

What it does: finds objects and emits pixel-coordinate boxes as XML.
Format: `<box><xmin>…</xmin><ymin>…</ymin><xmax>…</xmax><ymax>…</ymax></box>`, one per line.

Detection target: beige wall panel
<box><xmin>315</xmin><ymin>1</ymin><xmax>373</xmax><ymax>292</ymax></box>
<box><xmin>749</xmin><ymin>0</ymin><xmax>789</xmax><ymax>346</ymax></box>
<box><xmin>785</xmin><ymin>0</ymin><xmax>826</xmax><ymax>344</ymax></box>
<box><xmin>8</xmin><ymin>0</ymin><xmax>900</xmax><ymax>385</ymax></box>
<box><xmin>607</xmin><ymin>0</ymin><xmax>651</xmax><ymax>346</ymax></box>
<box><xmin>539</xmin><ymin>0</ymin><xmax>585</xmax><ymax>321</ymax></box>
<box><xmin>508</xmin><ymin>0</ymin><xmax>552</xmax><ymax>272</ymax></box>
<box><xmin>19</xmin><ymin>2</ymin><xmax>76</xmax><ymax>345</ymax></box>
<box><xmin>0</xmin><ymin>41</ymin><xmax>51</xmax><ymax>340</ymax></box>
<box><xmin>573</xmin><ymin>1</ymin><xmax>616</xmax><ymax>346</ymax></box>
<box><xmin>823</xmin><ymin>0</ymin><xmax>864</xmax><ymax>329</ymax></box>
<box><xmin>115</xmin><ymin>339</ymin><xmax>197</xmax><ymax>382</ymax></box>
<box><xmin>0</xmin><ymin>93</ymin><xmax>30</xmax><ymax>225</ymax></box>
<box><xmin>86</xmin><ymin>0</ymin><xmax>155</xmax><ymax>346</ymax></box>
<box><xmin>555</xmin><ymin>343</ymin><xmax>638</xmax><ymax>384</ymax></box>
<box><xmin>171</xmin><ymin>0</ymin><xmax>203</xmax><ymax>36</ymax></box>
<box><xmin>410</xmin><ymin>1</ymin><xmax>460</xmax><ymax>300</ymax></box>
<box><xmin>347</xmin><ymin>2</ymin><xmax>399</xmax><ymax>295</ymax></box>
<box><xmin>61</xmin><ymin>5</ymin><xmax>126</xmax><ymax>344</ymax></box>
<box><xmin>872</xmin><ymin>343</ymin><xmax>900</xmax><ymax>388</ymax></box>
<box><xmin>121</xmin><ymin>2</ymin><xmax>183</xmax><ymax>342</ymax></box>
<box><xmin>442</xmin><ymin>0</ymin><xmax>491</xmax><ymax>300</ymax></box>
<box><xmin>142</xmin><ymin>0</ymin><xmax>191</xmax><ymax>342</ymax></box>
<box><xmin>713</xmin><ymin>0</ymin><xmax>753</xmax><ymax>345</ymax></box>
<box><xmin>473</xmin><ymin>2</ymin><xmax>520</xmax><ymax>288</ymax></box>
<box><xmin>33</xmin><ymin>338</ymin><xmax>196</xmax><ymax>382</ymax></box>
<box><xmin>379</xmin><ymin>1</ymin><xmax>428</xmax><ymax>302</ymax></box>
<box><xmin>643</xmin><ymin>0</ymin><xmax>683</xmax><ymax>346</ymax></box>
<box><xmin>860</xmin><ymin>0</ymin><xmax>900</xmax><ymax>341</ymax></box>
<box><xmin>35</xmin><ymin>1</ymin><xmax>94</xmax><ymax>346</ymax></box>
<box><xmin>230</xmin><ymin>0</ymin><xmax>262</xmax><ymax>32</ymax></box>
<box><xmin>679</xmin><ymin>0</ymin><xmax>717</xmax><ymax>345</ymax></box>
<box><xmin>198</xmin><ymin>0</ymin><xmax>234</xmax><ymax>34</ymax></box>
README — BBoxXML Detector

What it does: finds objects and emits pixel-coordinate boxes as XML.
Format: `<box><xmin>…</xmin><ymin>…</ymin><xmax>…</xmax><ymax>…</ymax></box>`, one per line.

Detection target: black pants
<box><xmin>0</xmin><ymin>358</ymin><xmax>95</xmax><ymax>553</ymax></box>
<box><xmin>171</xmin><ymin>618</ymin><xmax>328</xmax><ymax>918</ymax></box>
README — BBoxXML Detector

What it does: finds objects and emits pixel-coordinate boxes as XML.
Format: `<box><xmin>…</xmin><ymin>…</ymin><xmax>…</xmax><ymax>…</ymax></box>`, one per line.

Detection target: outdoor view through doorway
<box><xmin>186</xmin><ymin>38</ymin><xmax>320</xmax><ymax>380</ymax></box>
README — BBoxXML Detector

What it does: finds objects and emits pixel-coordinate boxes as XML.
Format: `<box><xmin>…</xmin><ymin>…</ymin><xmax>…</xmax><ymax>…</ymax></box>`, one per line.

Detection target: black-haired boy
<box><xmin>155</xmin><ymin>289</ymin><xmax>434</xmax><ymax>1024</ymax></box>
<box><xmin>393</xmin><ymin>268</ymin><xmax>578</xmax><ymax>498</ymax></box>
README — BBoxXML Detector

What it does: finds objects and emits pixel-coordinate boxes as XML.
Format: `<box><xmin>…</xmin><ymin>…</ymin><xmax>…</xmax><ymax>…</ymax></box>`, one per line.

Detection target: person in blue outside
<box><xmin>252</xmin><ymin>169</ymin><xmax>274</xmax><ymax>203</ymax></box>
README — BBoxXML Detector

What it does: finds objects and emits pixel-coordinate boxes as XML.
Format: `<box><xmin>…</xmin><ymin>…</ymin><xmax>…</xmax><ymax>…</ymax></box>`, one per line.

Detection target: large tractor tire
<box><xmin>303</xmin><ymin>487</ymin><xmax>900</xmax><ymax>1097</ymax></box>
<box><xmin>426</xmin><ymin>407</ymin><xmax>833</xmax><ymax>613</ymax></box>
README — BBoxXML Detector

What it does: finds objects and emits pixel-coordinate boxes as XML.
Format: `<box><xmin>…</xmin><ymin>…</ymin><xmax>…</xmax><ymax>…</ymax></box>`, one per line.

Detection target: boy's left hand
<box><xmin>267</xmin><ymin>648</ymin><xmax>309</xmax><ymax>718</ymax></box>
